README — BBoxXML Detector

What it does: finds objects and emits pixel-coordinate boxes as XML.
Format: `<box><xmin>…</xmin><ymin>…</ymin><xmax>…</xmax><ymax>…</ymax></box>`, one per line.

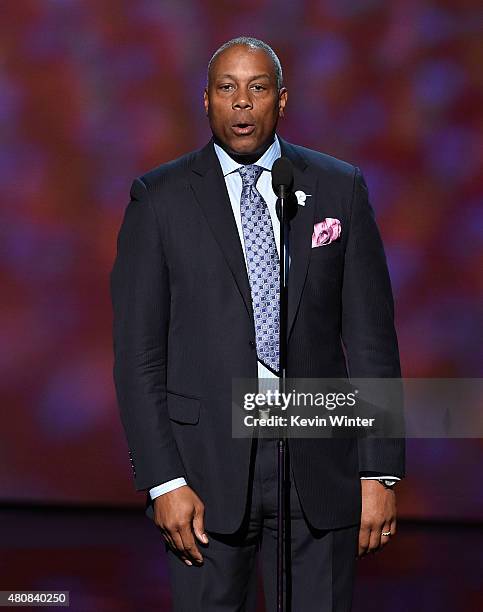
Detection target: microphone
<box><xmin>272</xmin><ymin>157</ymin><xmax>297</xmax><ymax>221</ymax></box>
<box><xmin>272</xmin><ymin>156</ymin><xmax>294</xmax><ymax>196</ymax></box>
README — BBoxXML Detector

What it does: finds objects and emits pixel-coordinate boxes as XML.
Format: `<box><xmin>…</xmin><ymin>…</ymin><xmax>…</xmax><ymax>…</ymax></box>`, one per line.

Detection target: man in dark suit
<box><xmin>111</xmin><ymin>36</ymin><xmax>405</xmax><ymax>611</ymax></box>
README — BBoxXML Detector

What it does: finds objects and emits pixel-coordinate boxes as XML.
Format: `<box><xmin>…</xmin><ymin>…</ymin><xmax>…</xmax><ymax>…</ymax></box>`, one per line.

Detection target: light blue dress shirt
<box><xmin>148</xmin><ymin>136</ymin><xmax>398</xmax><ymax>500</ymax></box>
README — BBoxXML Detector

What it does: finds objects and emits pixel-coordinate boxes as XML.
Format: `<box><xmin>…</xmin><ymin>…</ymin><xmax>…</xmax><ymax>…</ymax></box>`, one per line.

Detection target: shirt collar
<box><xmin>213</xmin><ymin>134</ymin><xmax>281</xmax><ymax>177</ymax></box>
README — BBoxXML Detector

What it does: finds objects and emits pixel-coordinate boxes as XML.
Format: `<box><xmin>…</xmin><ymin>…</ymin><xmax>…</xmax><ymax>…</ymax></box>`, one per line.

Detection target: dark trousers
<box><xmin>165</xmin><ymin>436</ymin><xmax>359</xmax><ymax>611</ymax></box>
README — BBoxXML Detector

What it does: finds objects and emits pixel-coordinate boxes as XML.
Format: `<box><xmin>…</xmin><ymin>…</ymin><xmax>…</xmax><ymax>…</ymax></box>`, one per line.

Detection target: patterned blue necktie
<box><xmin>238</xmin><ymin>164</ymin><xmax>280</xmax><ymax>372</ymax></box>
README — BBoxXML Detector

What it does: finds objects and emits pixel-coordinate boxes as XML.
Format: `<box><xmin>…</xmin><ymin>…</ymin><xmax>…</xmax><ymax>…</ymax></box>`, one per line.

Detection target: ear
<box><xmin>203</xmin><ymin>88</ymin><xmax>209</xmax><ymax>116</ymax></box>
<box><xmin>278</xmin><ymin>87</ymin><xmax>288</xmax><ymax>118</ymax></box>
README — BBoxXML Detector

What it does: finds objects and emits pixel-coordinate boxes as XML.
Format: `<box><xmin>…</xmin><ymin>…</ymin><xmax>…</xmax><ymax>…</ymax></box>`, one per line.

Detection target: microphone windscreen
<box><xmin>272</xmin><ymin>157</ymin><xmax>294</xmax><ymax>195</ymax></box>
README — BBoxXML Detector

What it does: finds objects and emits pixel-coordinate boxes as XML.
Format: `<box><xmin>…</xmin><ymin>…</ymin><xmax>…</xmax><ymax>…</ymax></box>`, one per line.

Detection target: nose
<box><xmin>232</xmin><ymin>87</ymin><xmax>253</xmax><ymax>110</ymax></box>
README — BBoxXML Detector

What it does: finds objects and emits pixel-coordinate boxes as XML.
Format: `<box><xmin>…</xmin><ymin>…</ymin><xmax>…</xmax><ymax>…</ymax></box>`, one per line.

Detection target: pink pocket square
<box><xmin>312</xmin><ymin>218</ymin><xmax>341</xmax><ymax>248</ymax></box>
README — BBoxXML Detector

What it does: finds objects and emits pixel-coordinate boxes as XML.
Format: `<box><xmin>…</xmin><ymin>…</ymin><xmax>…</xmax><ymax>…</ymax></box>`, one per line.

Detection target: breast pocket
<box><xmin>310</xmin><ymin>240</ymin><xmax>343</xmax><ymax>263</ymax></box>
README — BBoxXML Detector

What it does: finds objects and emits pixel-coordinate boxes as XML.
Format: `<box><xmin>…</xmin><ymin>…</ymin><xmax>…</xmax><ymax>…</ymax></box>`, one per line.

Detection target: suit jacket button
<box><xmin>249</xmin><ymin>340</ymin><xmax>255</xmax><ymax>349</ymax></box>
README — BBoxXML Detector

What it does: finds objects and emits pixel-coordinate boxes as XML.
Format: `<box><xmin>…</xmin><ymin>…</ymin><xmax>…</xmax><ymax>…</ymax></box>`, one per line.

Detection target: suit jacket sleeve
<box><xmin>110</xmin><ymin>177</ymin><xmax>186</xmax><ymax>491</ymax></box>
<box><xmin>341</xmin><ymin>167</ymin><xmax>405</xmax><ymax>478</ymax></box>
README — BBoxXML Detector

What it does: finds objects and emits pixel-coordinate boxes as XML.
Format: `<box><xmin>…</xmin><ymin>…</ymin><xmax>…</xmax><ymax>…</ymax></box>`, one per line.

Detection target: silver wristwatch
<box><xmin>378</xmin><ymin>479</ymin><xmax>398</xmax><ymax>489</ymax></box>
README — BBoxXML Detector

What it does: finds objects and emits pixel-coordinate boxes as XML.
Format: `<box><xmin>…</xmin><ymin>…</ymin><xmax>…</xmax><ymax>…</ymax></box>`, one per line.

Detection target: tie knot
<box><xmin>237</xmin><ymin>164</ymin><xmax>263</xmax><ymax>188</ymax></box>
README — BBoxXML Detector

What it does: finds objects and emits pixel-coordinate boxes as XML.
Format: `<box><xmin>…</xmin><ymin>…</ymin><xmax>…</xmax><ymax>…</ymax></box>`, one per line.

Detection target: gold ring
<box><xmin>381</xmin><ymin>531</ymin><xmax>392</xmax><ymax>537</ymax></box>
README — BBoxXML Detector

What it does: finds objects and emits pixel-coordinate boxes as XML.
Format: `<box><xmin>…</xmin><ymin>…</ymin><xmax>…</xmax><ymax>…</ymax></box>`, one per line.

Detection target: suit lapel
<box><xmin>279</xmin><ymin>138</ymin><xmax>318</xmax><ymax>340</ymax></box>
<box><xmin>189</xmin><ymin>137</ymin><xmax>318</xmax><ymax>340</ymax></box>
<box><xmin>189</xmin><ymin>140</ymin><xmax>254</xmax><ymax>324</ymax></box>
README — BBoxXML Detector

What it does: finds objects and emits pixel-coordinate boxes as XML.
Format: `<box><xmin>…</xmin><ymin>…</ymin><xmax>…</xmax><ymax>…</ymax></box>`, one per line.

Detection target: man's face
<box><xmin>204</xmin><ymin>45</ymin><xmax>287</xmax><ymax>157</ymax></box>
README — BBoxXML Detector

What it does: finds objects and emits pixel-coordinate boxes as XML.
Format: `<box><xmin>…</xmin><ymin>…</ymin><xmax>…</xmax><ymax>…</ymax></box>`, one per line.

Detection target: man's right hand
<box><xmin>153</xmin><ymin>486</ymin><xmax>209</xmax><ymax>566</ymax></box>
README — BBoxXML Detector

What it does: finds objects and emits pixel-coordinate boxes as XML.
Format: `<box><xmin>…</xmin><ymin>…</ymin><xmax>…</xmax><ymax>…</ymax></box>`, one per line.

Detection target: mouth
<box><xmin>231</xmin><ymin>123</ymin><xmax>256</xmax><ymax>136</ymax></box>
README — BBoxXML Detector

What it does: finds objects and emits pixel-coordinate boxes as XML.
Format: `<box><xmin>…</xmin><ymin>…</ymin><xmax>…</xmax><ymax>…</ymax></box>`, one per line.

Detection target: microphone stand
<box><xmin>277</xmin><ymin>185</ymin><xmax>291</xmax><ymax>612</ymax></box>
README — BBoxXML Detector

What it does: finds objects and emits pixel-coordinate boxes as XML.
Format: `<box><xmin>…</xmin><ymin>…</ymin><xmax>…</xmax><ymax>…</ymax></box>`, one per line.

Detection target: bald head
<box><xmin>207</xmin><ymin>37</ymin><xmax>283</xmax><ymax>90</ymax></box>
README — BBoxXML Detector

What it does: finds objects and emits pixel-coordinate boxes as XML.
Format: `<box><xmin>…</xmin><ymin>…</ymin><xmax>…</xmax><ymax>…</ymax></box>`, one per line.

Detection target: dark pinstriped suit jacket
<box><xmin>110</xmin><ymin>136</ymin><xmax>405</xmax><ymax>533</ymax></box>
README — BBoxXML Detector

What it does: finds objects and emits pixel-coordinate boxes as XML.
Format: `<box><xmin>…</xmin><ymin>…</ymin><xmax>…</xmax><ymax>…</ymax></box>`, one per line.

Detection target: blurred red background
<box><xmin>0</xmin><ymin>0</ymin><xmax>481</xmax><ymax>521</ymax></box>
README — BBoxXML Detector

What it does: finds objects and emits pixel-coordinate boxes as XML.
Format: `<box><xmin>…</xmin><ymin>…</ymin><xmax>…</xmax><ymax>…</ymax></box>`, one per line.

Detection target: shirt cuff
<box><xmin>360</xmin><ymin>476</ymin><xmax>401</xmax><ymax>481</ymax></box>
<box><xmin>149</xmin><ymin>478</ymin><xmax>188</xmax><ymax>500</ymax></box>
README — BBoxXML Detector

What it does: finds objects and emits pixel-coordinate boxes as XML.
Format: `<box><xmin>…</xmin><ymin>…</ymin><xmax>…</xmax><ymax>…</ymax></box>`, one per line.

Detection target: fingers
<box><xmin>368</xmin><ymin>524</ymin><xmax>382</xmax><ymax>553</ymax></box>
<box><xmin>171</xmin><ymin>529</ymin><xmax>193</xmax><ymax>566</ymax></box>
<box><xmin>358</xmin><ymin>483</ymin><xmax>397</xmax><ymax>558</ymax></box>
<box><xmin>358</xmin><ymin>524</ymin><xmax>380</xmax><ymax>558</ymax></box>
<box><xmin>358</xmin><ymin>524</ymin><xmax>370</xmax><ymax>557</ymax></box>
<box><xmin>160</xmin><ymin>524</ymin><xmax>199</xmax><ymax>566</ymax></box>
<box><xmin>160</xmin><ymin>529</ymin><xmax>175</xmax><ymax>550</ymax></box>
<box><xmin>192</xmin><ymin>503</ymin><xmax>209</xmax><ymax>545</ymax></box>
<box><xmin>171</xmin><ymin>501</ymin><xmax>207</xmax><ymax>565</ymax></box>
<box><xmin>153</xmin><ymin>488</ymin><xmax>207</xmax><ymax>566</ymax></box>
<box><xmin>358</xmin><ymin>521</ymin><xmax>395</xmax><ymax>558</ymax></box>
<box><xmin>179</xmin><ymin>523</ymin><xmax>204</xmax><ymax>565</ymax></box>
<box><xmin>379</xmin><ymin>523</ymin><xmax>392</xmax><ymax>550</ymax></box>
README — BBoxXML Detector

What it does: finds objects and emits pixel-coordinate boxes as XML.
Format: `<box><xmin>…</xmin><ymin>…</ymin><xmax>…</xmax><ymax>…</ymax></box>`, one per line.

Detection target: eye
<box><xmin>251</xmin><ymin>84</ymin><xmax>266</xmax><ymax>91</ymax></box>
<box><xmin>219</xmin><ymin>84</ymin><xmax>234</xmax><ymax>91</ymax></box>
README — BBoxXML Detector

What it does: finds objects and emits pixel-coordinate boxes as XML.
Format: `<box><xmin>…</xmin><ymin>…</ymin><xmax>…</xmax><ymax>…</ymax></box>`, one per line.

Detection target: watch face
<box><xmin>383</xmin><ymin>480</ymin><xmax>397</xmax><ymax>487</ymax></box>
